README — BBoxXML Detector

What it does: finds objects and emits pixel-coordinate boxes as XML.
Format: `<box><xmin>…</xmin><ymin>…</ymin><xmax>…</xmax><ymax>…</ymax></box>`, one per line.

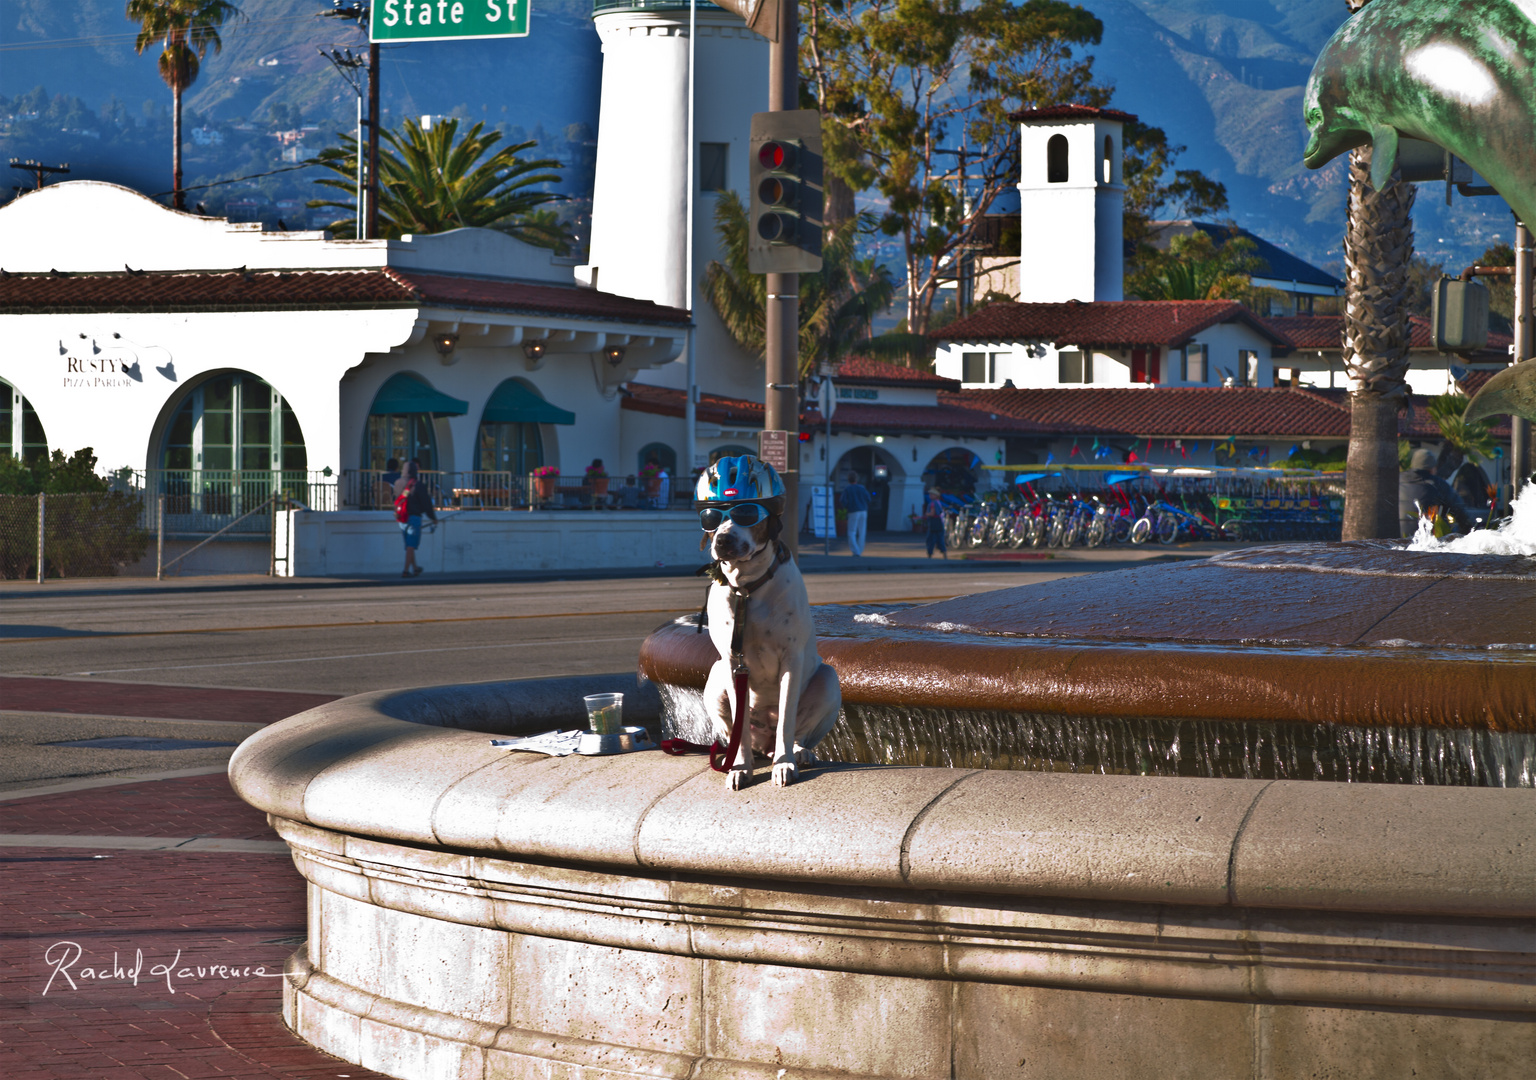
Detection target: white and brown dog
<box><xmin>698</xmin><ymin>465</ymin><xmax>841</xmax><ymax>789</ymax></box>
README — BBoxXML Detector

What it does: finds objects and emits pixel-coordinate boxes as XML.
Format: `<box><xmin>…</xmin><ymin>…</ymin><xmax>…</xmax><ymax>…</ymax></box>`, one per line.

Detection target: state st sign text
<box><xmin>372</xmin><ymin>0</ymin><xmax>529</xmax><ymax>42</ymax></box>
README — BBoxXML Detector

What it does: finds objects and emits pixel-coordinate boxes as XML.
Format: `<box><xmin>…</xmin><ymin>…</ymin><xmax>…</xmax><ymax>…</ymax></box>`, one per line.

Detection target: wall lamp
<box><xmin>522</xmin><ymin>340</ymin><xmax>547</xmax><ymax>361</ymax></box>
<box><xmin>603</xmin><ymin>344</ymin><xmax>627</xmax><ymax>366</ymax></box>
<box><xmin>433</xmin><ymin>333</ymin><xmax>459</xmax><ymax>357</ymax></box>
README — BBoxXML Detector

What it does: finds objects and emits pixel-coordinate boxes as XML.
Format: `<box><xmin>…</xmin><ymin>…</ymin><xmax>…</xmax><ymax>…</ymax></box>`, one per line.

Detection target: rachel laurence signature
<box><xmin>41</xmin><ymin>941</ymin><xmax>286</xmax><ymax>995</ymax></box>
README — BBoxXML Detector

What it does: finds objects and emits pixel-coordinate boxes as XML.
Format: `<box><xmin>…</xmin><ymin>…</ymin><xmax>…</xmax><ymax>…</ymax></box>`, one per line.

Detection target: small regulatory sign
<box><xmin>758</xmin><ymin>429</ymin><xmax>791</xmax><ymax>472</ymax></box>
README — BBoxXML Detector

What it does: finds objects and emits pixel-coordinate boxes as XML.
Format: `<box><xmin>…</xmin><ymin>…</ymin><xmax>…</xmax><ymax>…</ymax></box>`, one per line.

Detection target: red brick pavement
<box><xmin>0</xmin><ymin>678</ymin><xmax>338</xmax><ymax>725</ymax></box>
<box><xmin>0</xmin><ymin>776</ymin><xmax>274</xmax><ymax>841</ymax></box>
<box><xmin>0</xmin><ymin>776</ymin><xmax>389</xmax><ymax>1078</ymax></box>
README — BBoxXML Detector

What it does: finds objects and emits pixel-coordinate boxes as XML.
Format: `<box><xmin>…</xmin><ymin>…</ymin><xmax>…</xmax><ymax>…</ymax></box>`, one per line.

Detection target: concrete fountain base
<box><xmin>231</xmin><ymin>676</ymin><xmax>1536</xmax><ymax>1080</ymax></box>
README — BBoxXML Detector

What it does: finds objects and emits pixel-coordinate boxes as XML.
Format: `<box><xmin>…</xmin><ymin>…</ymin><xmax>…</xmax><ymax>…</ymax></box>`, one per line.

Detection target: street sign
<box><xmin>372</xmin><ymin>0</ymin><xmax>529</xmax><ymax>43</ymax></box>
<box><xmin>758</xmin><ymin>429</ymin><xmax>791</xmax><ymax>472</ymax></box>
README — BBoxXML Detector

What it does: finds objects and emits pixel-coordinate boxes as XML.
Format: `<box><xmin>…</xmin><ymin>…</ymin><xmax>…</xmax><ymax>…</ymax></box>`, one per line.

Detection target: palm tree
<box><xmin>1338</xmin><ymin>0</ymin><xmax>1417</xmax><ymax>539</ymax></box>
<box><xmin>308</xmin><ymin>118</ymin><xmax>565</xmax><ymax>246</ymax></box>
<box><xmin>127</xmin><ymin>0</ymin><xmax>242</xmax><ymax>211</ymax></box>
<box><xmin>1340</xmin><ymin>144</ymin><xmax>1417</xmax><ymax>538</ymax></box>
<box><xmin>1127</xmin><ymin>231</ymin><xmax>1277</xmax><ymax>309</ymax></box>
<box><xmin>702</xmin><ymin>190</ymin><xmax>895</xmax><ymax>378</ymax></box>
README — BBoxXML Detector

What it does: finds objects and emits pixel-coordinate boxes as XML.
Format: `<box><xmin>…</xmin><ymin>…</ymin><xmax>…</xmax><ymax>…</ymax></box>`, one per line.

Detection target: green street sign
<box><xmin>371</xmin><ymin>0</ymin><xmax>529</xmax><ymax>42</ymax></box>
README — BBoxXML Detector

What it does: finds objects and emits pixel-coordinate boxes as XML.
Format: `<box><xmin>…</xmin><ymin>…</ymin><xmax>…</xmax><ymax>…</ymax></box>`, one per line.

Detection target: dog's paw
<box><xmin>772</xmin><ymin>760</ymin><xmax>798</xmax><ymax>787</ymax></box>
<box><xmin>794</xmin><ymin>747</ymin><xmax>820</xmax><ymax>767</ymax></box>
<box><xmin>728</xmin><ymin>766</ymin><xmax>752</xmax><ymax>791</ymax></box>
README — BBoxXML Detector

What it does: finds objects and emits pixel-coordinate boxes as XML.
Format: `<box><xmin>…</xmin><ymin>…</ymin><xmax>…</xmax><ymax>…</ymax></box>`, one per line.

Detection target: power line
<box><xmin>151</xmin><ymin>161</ymin><xmax>322</xmax><ymax>198</ymax></box>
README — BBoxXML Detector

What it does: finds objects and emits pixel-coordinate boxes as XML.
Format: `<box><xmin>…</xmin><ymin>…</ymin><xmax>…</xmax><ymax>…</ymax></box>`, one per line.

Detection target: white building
<box><xmin>0</xmin><ymin>182</ymin><xmax>709</xmax><ymax>573</ymax></box>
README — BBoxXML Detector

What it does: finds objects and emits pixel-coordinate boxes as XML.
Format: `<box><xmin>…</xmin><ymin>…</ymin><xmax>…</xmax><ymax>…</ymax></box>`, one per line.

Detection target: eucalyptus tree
<box><xmin>127</xmin><ymin>0</ymin><xmax>242</xmax><ymax>210</ymax></box>
<box><xmin>309</xmin><ymin>118</ymin><xmax>565</xmax><ymax>247</ymax></box>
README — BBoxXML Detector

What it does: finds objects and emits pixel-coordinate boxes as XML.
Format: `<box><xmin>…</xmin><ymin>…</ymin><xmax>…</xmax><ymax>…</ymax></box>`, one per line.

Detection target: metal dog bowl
<box><xmin>576</xmin><ymin>725</ymin><xmax>656</xmax><ymax>756</ymax></box>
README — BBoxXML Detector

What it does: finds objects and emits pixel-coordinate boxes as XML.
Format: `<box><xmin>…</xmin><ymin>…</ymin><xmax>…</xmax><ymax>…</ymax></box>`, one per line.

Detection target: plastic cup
<box><xmin>584</xmin><ymin>693</ymin><xmax>623</xmax><ymax>735</ymax></box>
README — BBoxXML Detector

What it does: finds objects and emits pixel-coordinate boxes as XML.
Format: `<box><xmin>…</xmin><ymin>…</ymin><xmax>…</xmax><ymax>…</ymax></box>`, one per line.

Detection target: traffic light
<box><xmin>749</xmin><ymin>110</ymin><xmax>823</xmax><ymax>274</ymax></box>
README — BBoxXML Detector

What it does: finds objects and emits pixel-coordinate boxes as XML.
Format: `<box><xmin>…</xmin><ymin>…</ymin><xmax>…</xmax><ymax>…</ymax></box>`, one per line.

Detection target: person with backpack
<box><xmin>392</xmin><ymin>459</ymin><xmax>438</xmax><ymax>577</ymax></box>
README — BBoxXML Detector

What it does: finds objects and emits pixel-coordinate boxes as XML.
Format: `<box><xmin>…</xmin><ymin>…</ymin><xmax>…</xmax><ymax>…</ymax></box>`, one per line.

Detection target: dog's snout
<box><xmin>711</xmin><ymin>523</ymin><xmax>754</xmax><ymax>561</ymax></box>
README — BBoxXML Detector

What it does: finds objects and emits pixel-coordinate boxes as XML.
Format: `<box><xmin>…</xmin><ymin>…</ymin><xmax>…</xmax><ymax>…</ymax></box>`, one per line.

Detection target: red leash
<box><xmin>659</xmin><ymin>671</ymin><xmax>749</xmax><ymax>773</ymax></box>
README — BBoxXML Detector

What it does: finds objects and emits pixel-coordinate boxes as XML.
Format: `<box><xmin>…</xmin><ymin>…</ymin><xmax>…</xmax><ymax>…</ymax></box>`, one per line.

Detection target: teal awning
<box><xmin>369</xmin><ymin>374</ymin><xmax>469</xmax><ymax>417</ymax></box>
<box><xmin>481</xmin><ymin>380</ymin><xmax>576</xmax><ymax>426</ymax></box>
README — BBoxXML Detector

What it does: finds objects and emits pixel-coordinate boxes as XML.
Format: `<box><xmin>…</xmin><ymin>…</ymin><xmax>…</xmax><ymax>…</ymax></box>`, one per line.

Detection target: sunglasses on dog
<box><xmin>699</xmin><ymin>503</ymin><xmax>771</xmax><ymax>531</ymax></box>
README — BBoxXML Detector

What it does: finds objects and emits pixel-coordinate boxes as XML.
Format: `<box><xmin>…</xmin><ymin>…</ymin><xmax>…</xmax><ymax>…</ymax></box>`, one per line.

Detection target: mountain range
<box><xmin>0</xmin><ymin>0</ymin><xmax>1512</xmax><ymax>272</ymax></box>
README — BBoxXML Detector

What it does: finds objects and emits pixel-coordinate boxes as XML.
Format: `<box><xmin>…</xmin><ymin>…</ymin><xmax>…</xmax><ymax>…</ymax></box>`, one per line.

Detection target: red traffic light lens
<box><xmin>759</xmin><ymin>142</ymin><xmax>786</xmax><ymax>169</ymax></box>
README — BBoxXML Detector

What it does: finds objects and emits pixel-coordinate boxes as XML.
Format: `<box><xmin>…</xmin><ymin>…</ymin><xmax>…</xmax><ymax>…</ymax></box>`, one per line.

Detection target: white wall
<box><xmin>1017</xmin><ymin>116</ymin><xmax>1125</xmax><ymax>303</ymax></box>
<box><xmin>283</xmin><ymin>509</ymin><xmax>705</xmax><ymax>576</ymax></box>
<box><xmin>1</xmin><ymin>308</ymin><xmax>416</xmax><ymax>474</ymax></box>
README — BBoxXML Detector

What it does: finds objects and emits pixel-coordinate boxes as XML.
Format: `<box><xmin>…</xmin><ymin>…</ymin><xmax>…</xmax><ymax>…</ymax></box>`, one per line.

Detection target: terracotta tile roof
<box><xmin>1266</xmin><ymin>313</ymin><xmax>1513</xmax><ymax>361</ymax></box>
<box><xmin>935</xmin><ymin>300</ymin><xmax>1291</xmax><ymax>350</ymax></box>
<box><xmin>621</xmin><ymin>382</ymin><xmax>764</xmax><ymax>427</ymax></box>
<box><xmin>833</xmin><ymin>355</ymin><xmax>958</xmax><ymax>389</ymax></box>
<box><xmin>1304</xmin><ymin>385</ymin><xmax>1511</xmax><ymax>438</ymax></box>
<box><xmin>0</xmin><ymin>267</ymin><xmax>691</xmax><ymax>325</ymax></box>
<box><xmin>947</xmin><ymin>386</ymin><xmax>1354</xmax><ymax>438</ymax></box>
<box><xmin>621</xmin><ymin>381</ymin><xmax>1018</xmax><ymax>436</ymax></box>
<box><xmin>1008</xmin><ymin>104</ymin><xmax>1137</xmax><ymax>124</ymax></box>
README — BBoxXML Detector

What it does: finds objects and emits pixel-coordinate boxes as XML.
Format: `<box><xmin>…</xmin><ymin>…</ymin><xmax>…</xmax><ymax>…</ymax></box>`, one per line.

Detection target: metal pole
<box><xmin>156</xmin><ymin>495</ymin><xmax>164</xmax><ymax>581</ymax></box>
<box><xmin>356</xmin><ymin>94</ymin><xmax>365</xmax><ymax>240</ymax></box>
<box><xmin>1512</xmin><ymin>225</ymin><xmax>1531</xmax><ymax>504</ymax></box>
<box><xmin>764</xmin><ymin>0</ymin><xmax>800</xmax><ymax>554</ymax></box>
<box><xmin>824</xmin><ymin>374</ymin><xmax>831</xmax><ymax>556</ymax></box>
<box><xmin>270</xmin><ymin>490</ymin><xmax>279</xmax><ymax>576</ymax></box>
<box><xmin>367</xmin><ymin>42</ymin><xmax>381</xmax><ymax>240</ymax></box>
<box><xmin>684</xmin><ymin>0</ymin><xmax>698</xmax><ymax>495</ymax></box>
<box><xmin>35</xmin><ymin>491</ymin><xmax>44</xmax><ymax>585</ymax></box>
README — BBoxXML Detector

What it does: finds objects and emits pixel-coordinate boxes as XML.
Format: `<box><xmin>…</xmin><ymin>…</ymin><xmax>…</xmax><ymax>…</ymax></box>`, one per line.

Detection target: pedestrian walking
<box><xmin>923</xmin><ymin>488</ymin><xmax>948</xmax><ymax>558</ymax></box>
<box><xmin>841</xmin><ymin>472</ymin><xmax>871</xmax><ymax>556</ymax></box>
<box><xmin>393</xmin><ymin>460</ymin><xmax>438</xmax><ymax>577</ymax></box>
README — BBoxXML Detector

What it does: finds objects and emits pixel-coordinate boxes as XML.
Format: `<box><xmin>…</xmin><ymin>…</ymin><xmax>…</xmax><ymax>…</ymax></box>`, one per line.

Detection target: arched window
<box><xmin>160</xmin><ymin>373</ymin><xmax>306</xmax><ymax>473</ymax></box>
<box><xmin>364</xmin><ymin>373</ymin><xmax>468</xmax><ymax>472</ymax></box>
<box><xmin>474</xmin><ymin>379</ymin><xmax>575</xmax><ymax>476</ymax></box>
<box><xmin>1</xmin><ymin>379</ymin><xmax>48</xmax><ymax>462</ymax></box>
<box><xmin>638</xmin><ymin>442</ymin><xmax>676</xmax><ymax>477</ymax></box>
<box><xmin>1047</xmin><ymin>134</ymin><xmax>1069</xmax><ymax>184</ymax></box>
<box><xmin>1102</xmin><ymin>135</ymin><xmax>1114</xmax><ymax>183</ymax></box>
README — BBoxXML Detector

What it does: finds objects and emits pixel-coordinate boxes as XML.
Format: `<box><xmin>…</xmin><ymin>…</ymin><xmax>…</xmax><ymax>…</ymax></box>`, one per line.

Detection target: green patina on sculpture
<box><xmin>1306</xmin><ymin>0</ymin><xmax>1536</xmax><ymax>423</ymax></box>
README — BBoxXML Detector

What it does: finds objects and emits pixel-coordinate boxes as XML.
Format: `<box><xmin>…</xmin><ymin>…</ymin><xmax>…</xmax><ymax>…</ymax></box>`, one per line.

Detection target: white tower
<box><xmin>582</xmin><ymin>1</ymin><xmax>768</xmax><ymax>407</ymax></box>
<box><xmin>1015</xmin><ymin>105</ymin><xmax>1130</xmax><ymax>303</ymax></box>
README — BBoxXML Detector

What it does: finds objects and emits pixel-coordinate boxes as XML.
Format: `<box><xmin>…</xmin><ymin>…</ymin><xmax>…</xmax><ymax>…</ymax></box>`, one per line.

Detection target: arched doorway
<box><xmin>833</xmin><ymin>445</ymin><xmax>902</xmax><ymax>531</ymax></box>
<box><xmin>157</xmin><ymin>372</ymin><xmax>307</xmax><ymax>515</ymax></box>
<box><xmin>475</xmin><ymin>379</ymin><xmax>574</xmax><ymax>477</ymax></box>
<box><xmin>923</xmin><ymin>447</ymin><xmax>982</xmax><ymax>496</ymax></box>
<box><xmin>1</xmin><ymin>379</ymin><xmax>48</xmax><ymax>462</ymax></box>
<box><xmin>364</xmin><ymin>372</ymin><xmax>469</xmax><ymax>472</ymax></box>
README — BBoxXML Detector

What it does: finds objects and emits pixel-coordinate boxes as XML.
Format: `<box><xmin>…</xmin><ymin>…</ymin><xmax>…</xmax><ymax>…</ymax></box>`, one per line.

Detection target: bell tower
<box><xmin>1013</xmin><ymin>105</ymin><xmax>1132</xmax><ymax>303</ymax></box>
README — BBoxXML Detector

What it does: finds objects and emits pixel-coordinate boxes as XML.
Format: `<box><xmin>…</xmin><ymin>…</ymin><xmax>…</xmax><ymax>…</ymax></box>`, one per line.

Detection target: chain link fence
<box><xmin>0</xmin><ymin>493</ymin><xmax>150</xmax><ymax>580</ymax></box>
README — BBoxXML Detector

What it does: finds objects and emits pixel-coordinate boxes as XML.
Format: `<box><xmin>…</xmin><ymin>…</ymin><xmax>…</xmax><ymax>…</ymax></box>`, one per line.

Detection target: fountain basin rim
<box><xmin>229</xmin><ymin>677</ymin><xmax>1536</xmax><ymax>919</ymax></box>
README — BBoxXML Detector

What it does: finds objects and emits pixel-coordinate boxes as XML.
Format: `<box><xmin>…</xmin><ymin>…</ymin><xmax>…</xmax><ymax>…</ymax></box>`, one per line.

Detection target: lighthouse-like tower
<box><xmin>581</xmin><ymin>1</ymin><xmax>768</xmax><ymax>407</ymax></box>
<box><xmin>1014</xmin><ymin>105</ymin><xmax>1132</xmax><ymax>303</ymax></box>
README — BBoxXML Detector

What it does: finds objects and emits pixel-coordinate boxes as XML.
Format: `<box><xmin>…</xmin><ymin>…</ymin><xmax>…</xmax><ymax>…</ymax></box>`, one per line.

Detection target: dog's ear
<box><xmin>700</xmin><ymin>533</ymin><xmax>708</xmax><ymax>552</ymax></box>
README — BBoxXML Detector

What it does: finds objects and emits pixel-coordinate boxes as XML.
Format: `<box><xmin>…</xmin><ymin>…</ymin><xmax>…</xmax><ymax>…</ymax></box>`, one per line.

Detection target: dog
<box><xmin>701</xmin><ymin>504</ymin><xmax>841</xmax><ymax>789</ymax></box>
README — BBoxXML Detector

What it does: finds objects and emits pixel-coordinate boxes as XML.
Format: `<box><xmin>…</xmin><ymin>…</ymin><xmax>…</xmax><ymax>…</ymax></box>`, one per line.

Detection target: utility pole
<box><xmin>322</xmin><ymin>2</ymin><xmax>380</xmax><ymax>238</ymax></box>
<box><xmin>8</xmin><ymin>159</ymin><xmax>70</xmax><ymax>190</ymax></box>
<box><xmin>763</xmin><ymin>0</ymin><xmax>801</xmax><ymax>553</ymax></box>
<box><xmin>367</xmin><ymin>40</ymin><xmax>380</xmax><ymax>239</ymax></box>
<box><xmin>1515</xmin><ymin>220</ymin><xmax>1532</xmax><ymax>495</ymax></box>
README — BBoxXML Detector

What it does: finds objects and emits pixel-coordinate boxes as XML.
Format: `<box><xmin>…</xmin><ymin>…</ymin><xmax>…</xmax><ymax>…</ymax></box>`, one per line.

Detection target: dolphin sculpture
<box><xmin>1303</xmin><ymin>0</ymin><xmax>1536</xmax><ymax>222</ymax></box>
<box><xmin>1306</xmin><ymin>0</ymin><xmax>1536</xmax><ymax>422</ymax></box>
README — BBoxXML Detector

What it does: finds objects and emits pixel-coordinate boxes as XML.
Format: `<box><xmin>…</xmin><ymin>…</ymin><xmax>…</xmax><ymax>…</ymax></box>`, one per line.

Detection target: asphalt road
<box><xmin>0</xmin><ymin>564</ymin><xmax>1117</xmax><ymax>696</ymax></box>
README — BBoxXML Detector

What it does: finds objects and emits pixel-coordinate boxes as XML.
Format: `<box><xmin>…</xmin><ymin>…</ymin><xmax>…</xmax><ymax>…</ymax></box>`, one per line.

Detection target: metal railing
<box><xmin>342</xmin><ymin>470</ymin><xmax>691</xmax><ymax>511</ymax></box>
<box><xmin>122</xmin><ymin>470</ymin><xmax>337</xmax><ymax>534</ymax></box>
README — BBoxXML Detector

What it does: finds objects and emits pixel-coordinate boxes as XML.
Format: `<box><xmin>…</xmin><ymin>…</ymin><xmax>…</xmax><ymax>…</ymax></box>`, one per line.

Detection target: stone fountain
<box><xmin>228</xmin><ymin>3</ymin><xmax>1536</xmax><ymax>1075</ymax></box>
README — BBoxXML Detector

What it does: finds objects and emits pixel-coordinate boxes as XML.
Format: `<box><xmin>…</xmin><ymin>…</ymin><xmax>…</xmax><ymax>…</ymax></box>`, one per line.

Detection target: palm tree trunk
<box><xmin>172</xmin><ymin>86</ymin><xmax>184</xmax><ymax>210</ymax></box>
<box><xmin>1340</xmin><ymin>144</ymin><xmax>1415</xmax><ymax>540</ymax></box>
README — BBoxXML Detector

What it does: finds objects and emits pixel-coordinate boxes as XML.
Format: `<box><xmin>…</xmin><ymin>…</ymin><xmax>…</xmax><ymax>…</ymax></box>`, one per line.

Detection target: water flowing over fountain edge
<box><xmin>230</xmin><ymin>674</ymin><xmax>1536</xmax><ymax>1080</ymax></box>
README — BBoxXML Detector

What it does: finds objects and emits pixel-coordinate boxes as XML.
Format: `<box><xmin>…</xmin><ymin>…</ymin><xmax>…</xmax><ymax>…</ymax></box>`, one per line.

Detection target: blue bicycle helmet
<box><xmin>696</xmin><ymin>454</ymin><xmax>787</xmax><ymax>514</ymax></box>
